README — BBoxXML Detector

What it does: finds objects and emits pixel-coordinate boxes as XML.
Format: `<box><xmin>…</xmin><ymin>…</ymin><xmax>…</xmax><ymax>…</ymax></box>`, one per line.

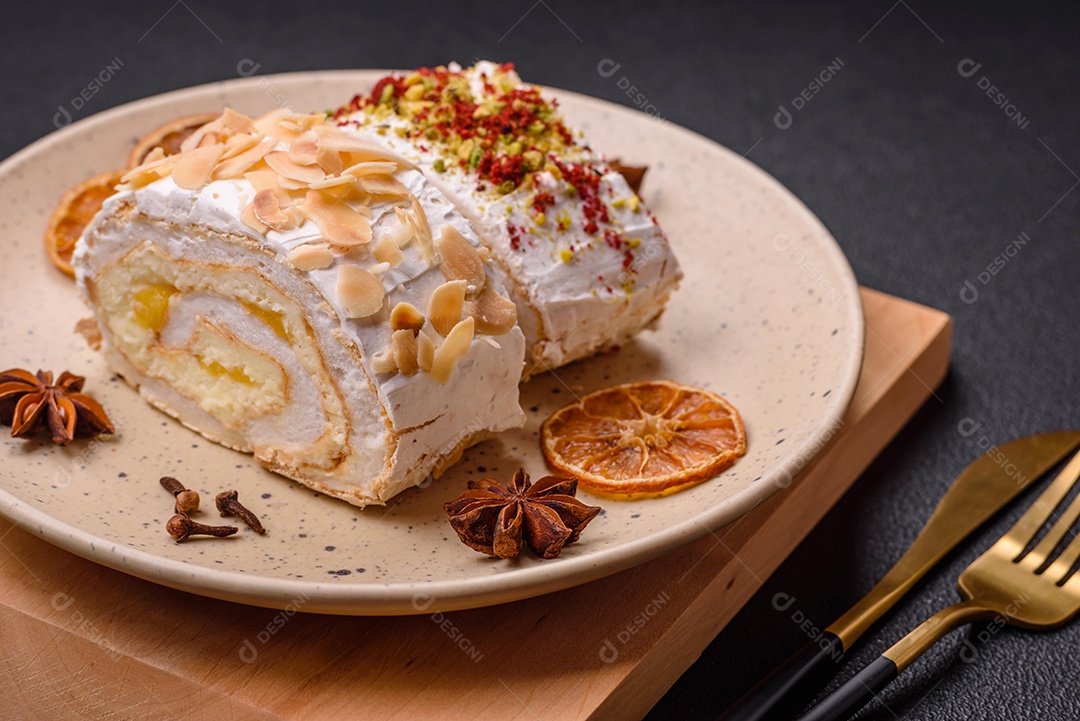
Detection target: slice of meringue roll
<box><xmin>73</xmin><ymin>109</ymin><xmax>526</xmax><ymax>507</ymax></box>
<box><xmin>335</xmin><ymin>61</ymin><xmax>683</xmax><ymax>376</ymax></box>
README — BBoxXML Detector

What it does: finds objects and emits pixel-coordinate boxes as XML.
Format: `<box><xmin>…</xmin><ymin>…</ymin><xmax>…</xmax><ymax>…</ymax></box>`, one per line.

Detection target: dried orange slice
<box><xmin>44</xmin><ymin>169</ymin><xmax>126</xmax><ymax>277</ymax></box>
<box><xmin>541</xmin><ymin>380</ymin><xmax>747</xmax><ymax>495</ymax></box>
<box><xmin>127</xmin><ymin>112</ymin><xmax>219</xmax><ymax>168</ymax></box>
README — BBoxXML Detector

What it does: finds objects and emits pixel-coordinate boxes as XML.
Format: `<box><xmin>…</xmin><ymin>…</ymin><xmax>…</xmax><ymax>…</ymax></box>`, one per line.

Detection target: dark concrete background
<box><xmin>3</xmin><ymin>2</ymin><xmax>1078</xmax><ymax>718</ymax></box>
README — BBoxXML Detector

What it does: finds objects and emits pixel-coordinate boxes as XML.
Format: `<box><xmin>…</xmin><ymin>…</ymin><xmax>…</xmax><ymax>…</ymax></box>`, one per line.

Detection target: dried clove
<box><xmin>165</xmin><ymin>513</ymin><xmax>237</xmax><ymax>542</ymax></box>
<box><xmin>215</xmin><ymin>490</ymin><xmax>266</xmax><ymax>535</ymax></box>
<box><xmin>159</xmin><ymin>476</ymin><xmax>200</xmax><ymax>514</ymax></box>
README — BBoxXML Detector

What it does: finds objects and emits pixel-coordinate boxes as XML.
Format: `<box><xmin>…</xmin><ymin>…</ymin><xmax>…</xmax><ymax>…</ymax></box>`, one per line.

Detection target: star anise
<box><xmin>444</xmin><ymin>468</ymin><xmax>602</xmax><ymax>559</ymax></box>
<box><xmin>0</xmin><ymin>368</ymin><xmax>114</xmax><ymax>445</ymax></box>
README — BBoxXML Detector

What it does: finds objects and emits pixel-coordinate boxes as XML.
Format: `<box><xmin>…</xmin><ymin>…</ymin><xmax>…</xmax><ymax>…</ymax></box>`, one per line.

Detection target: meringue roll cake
<box><xmin>335</xmin><ymin>61</ymin><xmax>682</xmax><ymax>374</ymax></box>
<box><xmin>74</xmin><ymin>109</ymin><xmax>526</xmax><ymax>506</ymax></box>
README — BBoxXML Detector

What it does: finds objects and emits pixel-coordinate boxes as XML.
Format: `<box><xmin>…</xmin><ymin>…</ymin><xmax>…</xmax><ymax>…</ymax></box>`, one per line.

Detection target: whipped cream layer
<box><xmin>335</xmin><ymin>61</ymin><xmax>683</xmax><ymax>374</ymax></box>
<box><xmin>74</xmin><ymin>110</ymin><xmax>526</xmax><ymax>506</ymax></box>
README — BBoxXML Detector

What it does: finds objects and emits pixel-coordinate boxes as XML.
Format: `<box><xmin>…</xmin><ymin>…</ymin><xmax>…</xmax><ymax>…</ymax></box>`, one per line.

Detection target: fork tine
<box><xmin>1046</xmin><ymin>532</ymin><xmax>1080</xmax><ymax>584</ymax></box>
<box><xmin>999</xmin><ymin>450</ymin><xmax>1080</xmax><ymax>562</ymax></box>
<box><xmin>1026</xmin><ymin>485</ymin><xmax>1080</xmax><ymax>570</ymax></box>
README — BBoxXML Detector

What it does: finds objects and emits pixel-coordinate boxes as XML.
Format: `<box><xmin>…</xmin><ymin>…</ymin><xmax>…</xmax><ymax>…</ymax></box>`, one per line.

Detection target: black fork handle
<box><xmin>794</xmin><ymin>656</ymin><xmax>899</xmax><ymax>721</ymax></box>
<box><xmin>717</xmin><ymin>632</ymin><xmax>846</xmax><ymax>721</ymax></box>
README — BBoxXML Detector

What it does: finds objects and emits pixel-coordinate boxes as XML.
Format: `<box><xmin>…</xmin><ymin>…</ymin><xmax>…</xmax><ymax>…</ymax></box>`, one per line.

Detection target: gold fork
<box><xmin>797</xmin><ymin>449</ymin><xmax>1080</xmax><ymax>721</ymax></box>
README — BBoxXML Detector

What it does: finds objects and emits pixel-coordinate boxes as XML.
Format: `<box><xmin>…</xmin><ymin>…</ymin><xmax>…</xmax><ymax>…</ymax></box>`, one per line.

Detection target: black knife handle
<box><xmin>795</xmin><ymin>656</ymin><xmax>899</xmax><ymax>721</ymax></box>
<box><xmin>717</xmin><ymin>631</ymin><xmax>846</xmax><ymax>721</ymax></box>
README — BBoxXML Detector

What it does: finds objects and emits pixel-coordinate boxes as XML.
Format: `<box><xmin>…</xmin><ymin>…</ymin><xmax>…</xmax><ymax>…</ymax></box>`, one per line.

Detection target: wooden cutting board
<box><xmin>0</xmin><ymin>287</ymin><xmax>950</xmax><ymax>721</ymax></box>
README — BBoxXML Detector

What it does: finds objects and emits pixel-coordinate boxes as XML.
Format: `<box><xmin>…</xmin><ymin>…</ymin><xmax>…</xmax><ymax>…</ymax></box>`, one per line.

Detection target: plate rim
<box><xmin>0</xmin><ymin>70</ymin><xmax>865</xmax><ymax>615</ymax></box>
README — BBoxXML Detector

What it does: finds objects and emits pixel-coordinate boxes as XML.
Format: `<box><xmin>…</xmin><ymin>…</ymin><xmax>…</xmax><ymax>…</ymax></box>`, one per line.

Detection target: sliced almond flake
<box><xmin>416</xmin><ymin>329</ymin><xmax>436</xmax><ymax>372</ymax></box>
<box><xmin>173</xmin><ymin>144</ymin><xmax>226</xmax><ymax>190</ymax></box>
<box><xmin>218</xmin><ymin>107</ymin><xmax>256</xmax><ymax>136</ymax></box>
<box><xmin>74</xmin><ymin>317</ymin><xmax>102</xmax><ymax>351</ymax></box>
<box><xmin>337</xmin><ymin>265</ymin><xmax>385</xmax><ymax>318</ymax></box>
<box><xmin>315</xmin><ymin>132</ymin><xmax>414</xmax><ymax>167</ymax></box>
<box><xmin>265</xmin><ymin>152</ymin><xmax>325</xmax><ymax>184</ymax></box>
<box><xmin>120</xmin><ymin>153</ymin><xmax>178</xmax><ymax>186</ymax></box>
<box><xmin>220</xmin><ymin>133</ymin><xmax>262</xmax><ymax>160</ymax></box>
<box><xmin>435</xmin><ymin>223</ymin><xmax>486</xmax><ymax>296</ymax></box>
<box><xmin>277</xmin><ymin>175</ymin><xmax>309</xmax><ymax>191</ymax></box>
<box><xmin>466</xmin><ymin>283</ymin><xmax>518</xmax><ymax>336</ymax></box>
<box><xmin>428</xmin><ymin>280</ymin><xmax>467</xmax><ymax>337</ymax></box>
<box><xmin>372</xmin><ymin>233</ymin><xmax>404</xmax><ymax>266</ymax></box>
<box><xmin>316</xmin><ymin>146</ymin><xmax>345</xmax><ymax>175</ymax></box>
<box><xmin>196</xmin><ymin>131</ymin><xmax>221</xmax><ymax>148</ymax></box>
<box><xmin>408</xmin><ymin>195</ymin><xmax>435</xmax><ymax>264</ymax></box>
<box><xmin>142</xmin><ymin>146</ymin><xmax>167</xmax><ymax>165</ymax></box>
<box><xmin>299</xmin><ymin>190</ymin><xmax>372</xmax><ymax>247</ymax></box>
<box><xmin>358</xmin><ymin>174</ymin><xmax>410</xmax><ymax>199</ymax></box>
<box><xmin>392</xmin><ymin>330</ymin><xmax>420</xmax><ymax>376</ymax></box>
<box><xmin>179</xmin><ymin>121</ymin><xmax>218</xmax><ymax>153</ymax></box>
<box><xmin>284</xmin><ymin>205</ymin><xmax>305</xmax><ymax>228</ymax></box>
<box><xmin>288</xmin><ymin>133</ymin><xmax>320</xmax><ymax>166</ymax></box>
<box><xmin>253</xmin><ymin>189</ymin><xmax>292</xmax><ymax>230</ymax></box>
<box><xmin>367</xmin><ymin>261</ymin><xmax>391</xmax><ymax>275</ymax></box>
<box><xmin>213</xmin><ymin>137</ymin><xmax>276</xmax><ymax>179</ymax></box>
<box><xmin>308</xmin><ymin>174</ymin><xmax>357</xmax><ymax>190</ymax></box>
<box><xmin>481</xmin><ymin>336</ymin><xmax>502</xmax><ymax>350</ymax></box>
<box><xmin>253</xmin><ymin>110</ymin><xmax>304</xmax><ymax>143</ymax></box>
<box><xmin>280</xmin><ymin>113</ymin><xmax>327</xmax><ymax>132</ymax></box>
<box><xmin>245</xmin><ymin>170</ymin><xmax>291</xmax><ymax>205</ymax></box>
<box><xmin>341</xmin><ymin>161</ymin><xmax>398</xmax><ymax>177</ymax></box>
<box><xmin>244</xmin><ymin>169</ymin><xmax>279</xmax><ymax>191</ymax></box>
<box><xmin>286</xmin><ymin>243</ymin><xmax>334</xmax><ymax>271</ymax></box>
<box><xmin>240</xmin><ymin>200</ymin><xmax>269</xmax><ymax>234</ymax></box>
<box><xmin>393</xmin><ymin>208</ymin><xmax>415</xmax><ymax>247</ymax></box>
<box><xmin>278</xmin><ymin>120</ymin><xmax>307</xmax><ymax>133</ymax></box>
<box><xmin>429</xmin><ymin>316</ymin><xmax>474</xmax><ymax>384</ymax></box>
<box><xmin>390</xmin><ymin>302</ymin><xmax>424</xmax><ymax>332</ymax></box>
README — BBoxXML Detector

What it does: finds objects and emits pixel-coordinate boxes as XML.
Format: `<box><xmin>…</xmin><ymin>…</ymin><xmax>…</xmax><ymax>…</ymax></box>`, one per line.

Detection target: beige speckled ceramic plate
<box><xmin>0</xmin><ymin>71</ymin><xmax>862</xmax><ymax>615</ymax></box>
